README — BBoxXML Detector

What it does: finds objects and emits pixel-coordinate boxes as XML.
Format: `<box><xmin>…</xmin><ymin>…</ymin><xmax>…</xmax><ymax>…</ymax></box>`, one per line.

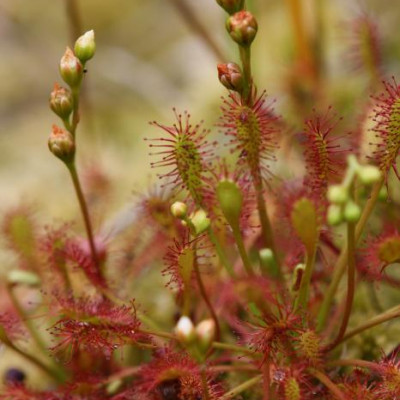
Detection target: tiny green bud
<box><xmin>343</xmin><ymin>200</ymin><xmax>361</xmax><ymax>222</ymax></box>
<box><xmin>49</xmin><ymin>83</ymin><xmax>73</xmax><ymax>120</ymax></box>
<box><xmin>259</xmin><ymin>248</ymin><xmax>279</xmax><ymax>277</ymax></box>
<box><xmin>189</xmin><ymin>209</ymin><xmax>210</xmax><ymax>236</ymax></box>
<box><xmin>195</xmin><ymin>319</ymin><xmax>216</xmax><ymax>351</ymax></box>
<box><xmin>217</xmin><ymin>63</ymin><xmax>243</xmax><ymax>92</ymax></box>
<box><xmin>175</xmin><ymin>316</ymin><xmax>196</xmax><ymax>344</ymax></box>
<box><xmin>216</xmin><ymin>0</ymin><xmax>244</xmax><ymax>14</ymax></box>
<box><xmin>170</xmin><ymin>201</ymin><xmax>188</xmax><ymax>219</ymax></box>
<box><xmin>216</xmin><ymin>180</ymin><xmax>242</xmax><ymax>228</ymax></box>
<box><xmin>226</xmin><ymin>11</ymin><xmax>258</xmax><ymax>46</ymax></box>
<box><xmin>379</xmin><ymin>186</ymin><xmax>388</xmax><ymax>201</ymax></box>
<box><xmin>327</xmin><ymin>185</ymin><xmax>348</xmax><ymax>204</ymax></box>
<box><xmin>327</xmin><ymin>204</ymin><xmax>343</xmax><ymax>226</ymax></box>
<box><xmin>74</xmin><ymin>30</ymin><xmax>96</xmax><ymax>64</ymax></box>
<box><xmin>357</xmin><ymin>165</ymin><xmax>381</xmax><ymax>185</ymax></box>
<box><xmin>48</xmin><ymin>125</ymin><xmax>75</xmax><ymax>164</ymax></box>
<box><xmin>8</xmin><ymin>270</ymin><xmax>41</xmax><ymax>287</ymax></box>
<box><xmin>59</xmin><ymin>47</ymin><xmax>83</xmax><ymax>88</ymax></box>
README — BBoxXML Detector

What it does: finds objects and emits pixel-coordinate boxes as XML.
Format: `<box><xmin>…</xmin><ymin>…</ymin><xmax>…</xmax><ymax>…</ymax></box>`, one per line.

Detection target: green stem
<box><xmin>221</xmin><ymin>375</ymin><xmax>262</xmax><ymax>399</ymax></box>
<box><xmin>231</xmin><ymin>224</ymin><xmax>254</xmax><ymax>276</ymax></box>
<box><xmin>70</xmin><ymin>87</ymin><xmax>80</xmax><ymax>137</ymax></box>
<box><xmin>67</xmin><ymin>162</ymin><xmax>100</xmax><ymax>274</ymax></box>
<box><xmin>325</xmin><ymin>220</ymin><xmax>356</xmax><ymax>351</ymax></box>
<box><xmin>239</xmin><ymin>45</ymin><xmax>252</xmax><ymax>104</ymax></box>
<box><xmin>208</xmin><ymin>228</ymin><xmax>235</xmax><ymax>277</ymax></box>
<box><xmin>331</xmin><ymin>304</ymin><xmax>400</xmax><ymax>349</ymax></box>
<box><xmin>308</xmin><ymin>369</ymin><xmax>345</xmax><ymax>400</ymax></box>
<box><xmin>294</xmin><ymin>242</ymin><xmax>317</xmax><ymax>311</ymax></box>
<box><xmin>316</xmin><ymin>178</ymin><xmax>384</xmax><ymax>331</ymax></box>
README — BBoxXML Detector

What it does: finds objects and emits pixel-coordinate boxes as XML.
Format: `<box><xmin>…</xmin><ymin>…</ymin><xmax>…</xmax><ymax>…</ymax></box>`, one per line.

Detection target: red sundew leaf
<box><xmin>301</xmin><ymin>107</ymin><xmax>350</xmax><ymax>199</ymax></box>
<box><xmin>218</xmin><ymin>90</ymin><xmax>279</xmax><ymax>186</ymax></box>
<box><xmin>48</xmin><ymin>296</ymin><xmax>146</xmax><ymax>362</ymax></box>
<box><xmin>370</xmin><ymin>78</ymin><xmax>400</xmax><ymax>181</ymax></box>
<box><xmin>136</xmin><ymin>347</ymin><xmax>223</xmax><ymax>400</ymax></box>
<box><xmin>147</xmin><ymin>109</ymin><xmax>214</xmax><ymax>205</ymax></box>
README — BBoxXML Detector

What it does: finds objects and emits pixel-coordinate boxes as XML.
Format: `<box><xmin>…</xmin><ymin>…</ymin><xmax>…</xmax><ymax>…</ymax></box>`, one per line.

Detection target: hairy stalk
<box><xmin>294</xmin><ymin>239</ymin><xmax>318</xmax><ymax>311</ymax></box>
<box><xmin>221</xmin><ymin>375</ymin><xmax>262</xmax><ymax>399</ymax></box>
<box><xmin>331</xmin><ymin>304</ymin><xmax>400</xmax><ymax>348</ymax></box>
<box><xmin>67</xmin><ymin>162</ymin><xmax>100</xmax><ymax>274</ymax></box>
<box><xmin>193</xmin><ymin>248</ymin><xmax>221</xmax><ymax>341</ymax></box>
<box><xmin>169</xmin><ymin>0</ymin><xmax>225</xmax><ymax>61</ymax></box>
<box><xmin>317</xmin><ymin>177</ymin><xmax>384</xmax><ymax>331</ymax></box>
<box><xmin>308</xmin><ymin>369</ymin><xmax>345</xmax><ymax>400</ymax></box>
<box><xmin>325</xmin><ymin>219</ymin><xmax>356</xmax><ymax>351</ymax></box>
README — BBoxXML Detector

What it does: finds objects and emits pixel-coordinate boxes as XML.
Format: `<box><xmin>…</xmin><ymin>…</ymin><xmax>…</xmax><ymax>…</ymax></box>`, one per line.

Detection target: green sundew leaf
<box><xmin>291</xmin><ymin>198</ymin><xmax>318</xmax><ymax>254</ymax></box>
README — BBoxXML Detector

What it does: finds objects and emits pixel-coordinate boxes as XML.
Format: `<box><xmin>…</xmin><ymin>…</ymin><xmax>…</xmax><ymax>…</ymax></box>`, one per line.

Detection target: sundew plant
<box><xmin>3</xmin><ymin>1</ymin><xmax>400</xmax><ymax>399</ymax></box>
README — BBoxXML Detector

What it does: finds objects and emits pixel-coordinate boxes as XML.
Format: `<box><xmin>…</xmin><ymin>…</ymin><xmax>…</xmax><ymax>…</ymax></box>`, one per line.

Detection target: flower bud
<box><xmin>74</xmin><ymin>30</ymin><xmax>96</xmax><ymax>63</ymax></box>
<box><xmin>343</xmin><ymin>200</ymin><xmax>361</xmax><ymax>223</ymax></box>
<box><xmin>327</xmin><ymin>204</ymin><xmax>343</xmax><ymax>226</ymax></box>
<box><xmin>48</xmin><ymin>125</ymin><xmax>75</xmax><ymax>164</ymax></box>
<box><xmin>189</xmin><ymin>209</ymin><xmax>210</xmax><ymax>236</ymax></box>
<box><xmin>357</xmin><ymin>165</ymin><xmax>381</xmax><ymax>185</ymax></box>
<box><xmin>217</xmin><ymin>62</ymin><xmax>243</xmax><ymax>92</ymax></box>
<box><xmin>49</xmin><ymin>83</ymin><xmax>73</xmax><ymax>120</ymax></box>
<box><xmin>327</xmin><ymin>184</ymin><xmax>348</xmax><ymax>204</ymax></box>
<box><xmin>226</xmin><ymin>11</ymin><xmax>258</xmax><ymax>46</ymax></box>
<box><xmin>216</xmin><ymin>0</ymin><xmax>244</xmax><ymax>15</ymax></box>
<box><xmin>59</xmin><ymin>47</ymin><xmax>83</xmax><ymax>88</ymax></box>
<box><xmin>170</xmin><ymin>201</ymin><xmax>188</xmax><ymax>219</ymax></box>
<box><xmin>175</xmin><ymin>316</ymin><xmax>196</xmax><ymax>344</ymax></box>
<box><xmin>216</xmin><ymin>180</ymin><xmax>242</xmax><ymax>228</ymax></box>
<box><xmin>195</xmin><ymin>319</ymin><xmax>216</xmax><ymax>351</ymax></box>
